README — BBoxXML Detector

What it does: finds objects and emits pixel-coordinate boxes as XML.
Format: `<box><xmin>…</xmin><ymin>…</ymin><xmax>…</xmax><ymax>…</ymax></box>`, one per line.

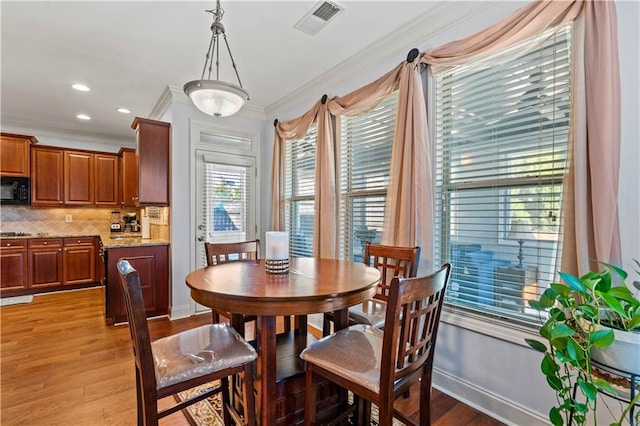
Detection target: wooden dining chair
<box><xmin>205</xmin><ymin>240</ymin><xmax>291</xmax><ymax>334</ymax></box>
<box><xmin>322</xmin><ymin>243</ymin><xmax>420</xmax><ymax>336</ymax></box>
<box><xmin>117</xmin><ymin>259</ymin><xmax>257</xmax><ymax>426</ymax></box>
<box><xmin>302</xmin><ymin>263</ymin><xmax>451</xmax><ymax>426</ymax></box>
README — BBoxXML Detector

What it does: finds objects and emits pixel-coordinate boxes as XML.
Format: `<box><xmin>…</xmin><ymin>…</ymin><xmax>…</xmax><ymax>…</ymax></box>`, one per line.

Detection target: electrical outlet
<box><xmin>65</xmin><ymin>214</ymin><xmax>72</xmax><ymax>223</ymax></box>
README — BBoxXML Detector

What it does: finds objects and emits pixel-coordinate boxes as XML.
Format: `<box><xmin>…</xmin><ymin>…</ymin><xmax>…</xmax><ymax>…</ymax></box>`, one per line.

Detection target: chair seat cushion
<box><xmin>348</xmin><ymin>299</ymin><xmax>387</xmax><ymax>328</ymax></box>
<box><xmin>301</xmin><ymin>324</ymin><xmax>383</xmax><ymax>393</ymax></box>
<box><xmin>152</xmin><ymin>323</ymin><xmax>257</xmax><ymax>390</ymax></box>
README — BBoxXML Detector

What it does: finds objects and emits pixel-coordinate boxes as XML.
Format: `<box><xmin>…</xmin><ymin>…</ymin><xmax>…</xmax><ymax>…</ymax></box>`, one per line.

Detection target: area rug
<box><xmin>176</xmin><ymin>384</ymin><xmax>401</xmax><ymax>425</ymax></box>
<box><xmin>0</xmin><ymin>295</ymin><xmax>33</xmax><ymax>307</ymax></box>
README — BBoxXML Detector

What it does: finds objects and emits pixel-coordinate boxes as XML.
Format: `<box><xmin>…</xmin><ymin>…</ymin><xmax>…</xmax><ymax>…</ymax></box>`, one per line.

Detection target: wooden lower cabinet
<box><xmin>105</xmin><ymin>244</ymin><xmax>169</xmax><ymax>324</ymax></box>
<box><xmin>0</xmin><ymin>236</ymin><xmax>101</xmax><ymax>296</ymax></box>
<box><xmin>29</xmin><ymin>238</ymin><xmax>63</xmax><ymax>288</ymax></box>
<box><xmin>0</xmin><ymin>240</ymin><xmax>28</xmax><ymax>291</ymax></box>
<box><xmin>63</xmin><ymin>237</ymin><xmax>96</xmax><ymax>285</ymax></box>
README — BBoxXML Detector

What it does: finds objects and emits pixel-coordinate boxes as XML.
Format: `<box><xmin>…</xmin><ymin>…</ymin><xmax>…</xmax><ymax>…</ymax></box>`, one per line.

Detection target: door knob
<box><xmin>197</xmin><ymin>236</ymin><xmax>205</xmax><ymax>242</ymax></box>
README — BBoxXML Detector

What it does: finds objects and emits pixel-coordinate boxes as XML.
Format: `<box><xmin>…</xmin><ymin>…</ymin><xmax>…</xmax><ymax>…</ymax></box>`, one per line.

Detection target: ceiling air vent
<box><xmin>294</xmin><ymin>0</ymin><xmax>345</xmax><ymax>36</ymax></box>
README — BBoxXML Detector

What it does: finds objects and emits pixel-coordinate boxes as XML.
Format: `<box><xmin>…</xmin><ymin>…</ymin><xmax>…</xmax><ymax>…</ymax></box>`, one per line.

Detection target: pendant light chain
<box><xmin>184</xmin><ymin>0</ymin><xmax>249</xmax><ymax>117</ymax></box>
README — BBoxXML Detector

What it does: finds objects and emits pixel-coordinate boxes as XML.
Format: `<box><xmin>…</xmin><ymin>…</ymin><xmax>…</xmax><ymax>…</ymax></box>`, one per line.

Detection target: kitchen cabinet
<box><xmin>1</xmin><ymin>133</ymin><xmax>37</xmax><ymax>177</ymax></box>
<box><xmin>105</xmin><ymin>244</ymin><xmax>169</xmax><ymax>324</ymax></box>
<box><xmin>63</xmin><ymin>237</ymin><xmax>96</xmax><ymax>285</ymax></box>
<box><xmin>64</xmin><ymin>150</ymin><xmax>94</xmax><ymax>205</ymax></box>
<box><xmin>29</xmin><ymin>238</ymin><xmax>64</xmax><ymax>289</ymax></box>
<box><xmin>118</xmin><ymin>147</ymin><xmax>138</xmax><ymax>207</ymax></box>
<box><xmin>31</xmin><ymin>147</ymin><xmax>119</xmax><ymax>207</ymax></box>
<box><xmin>31</xmin><ymin>147</ymin><xmax>64</xmax><ymax>206</ymax></box>
<box><xmin>131</xmin><ymin>117</ymin><xmax>170</xmax><ymax>206</ymax></box>
<box><xmin>94</xmin><ymin>154</ymin><xmax>119</xmax><ymax>207</ymax></box>
<box><xmin>0</xmin><ymin>239</ymin><xmax>28</xmax><ymax>292</ymax></box>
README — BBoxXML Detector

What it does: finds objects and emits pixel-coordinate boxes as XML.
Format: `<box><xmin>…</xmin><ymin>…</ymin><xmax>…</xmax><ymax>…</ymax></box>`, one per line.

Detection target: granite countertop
<box><xmin>0</xmin><ymin>232</ymin><xmax>169</xmax><ymax>248</ymax></box>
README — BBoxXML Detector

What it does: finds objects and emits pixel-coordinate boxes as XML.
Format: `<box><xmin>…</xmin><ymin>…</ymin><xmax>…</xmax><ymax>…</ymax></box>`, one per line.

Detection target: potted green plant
<box><xmin>525</xmin><ymin>260</ymin><xmax>640</xmax><ymax>426</ymax></box>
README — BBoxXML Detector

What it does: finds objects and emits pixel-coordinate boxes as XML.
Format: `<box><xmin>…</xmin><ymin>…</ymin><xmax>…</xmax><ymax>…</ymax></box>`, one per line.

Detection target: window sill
<box><xmin>440</xmin><ymin>307</ymin><xmax>542</xmax><ymax>348</ymax></box>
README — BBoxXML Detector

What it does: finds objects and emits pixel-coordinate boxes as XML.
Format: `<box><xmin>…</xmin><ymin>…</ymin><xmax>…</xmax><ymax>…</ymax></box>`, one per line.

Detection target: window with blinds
<box><xmin>339</xmin><ymin>93</ymin><xmax>398</xmax><ymax>262</ymax></box>
<box><xmin>284</xmin><ymin>125</ymin><xmax>317</xmax><ymax>257</ymax></box>
<box><xmin>434</xmin><ymin>25</ymin><xmax>572</xmax><ymax>323</ymax></box>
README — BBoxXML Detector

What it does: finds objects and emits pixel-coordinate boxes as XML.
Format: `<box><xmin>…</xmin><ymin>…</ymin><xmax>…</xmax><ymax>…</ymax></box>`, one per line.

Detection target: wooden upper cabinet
<box><xmin>131</xmin><ymin>117</ymin><xmax>170</xmax><ymax>206</ymax></box>
<box><xmin>0</xmin><ymin>133</ymin><xmax>37</xmax><ymax>177</ymax></box>
<box><xmin>95</xmin><ymin>154</ymin><xmax>119</xmax><ymax>207</ymax></box>
<box><xmin>118</xmin><ymin>147</ymin><xmax>138</xmax><ymax>207</ymax></box>
<box><xmin>31</xmin><ymin>147</ymin><xmax>64</xmax><ymax>206</ymax></box>
<box><xmin>64</xmin><ymin>150</ymin><xmax>94</xmax><ymax>205</ymax></box>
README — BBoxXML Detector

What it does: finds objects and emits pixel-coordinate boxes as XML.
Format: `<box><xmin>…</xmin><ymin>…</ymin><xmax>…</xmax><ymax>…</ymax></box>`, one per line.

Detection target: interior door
<box><xmin>194</xmin><ymin>151</ymin><xmax>257</xmax><ymax>311</ymax></box>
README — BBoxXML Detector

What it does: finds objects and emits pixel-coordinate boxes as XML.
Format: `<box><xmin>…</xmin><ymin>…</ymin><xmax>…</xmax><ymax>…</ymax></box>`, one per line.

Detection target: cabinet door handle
<box><xmin>58</xmin><ymin>249</ymin><xmax>62</xmax><ymax>252</ymax></box>
<box><xmin>44</xmin><ymin>241</ymin><xmax>48</xmax><ymax>245</ymax></box>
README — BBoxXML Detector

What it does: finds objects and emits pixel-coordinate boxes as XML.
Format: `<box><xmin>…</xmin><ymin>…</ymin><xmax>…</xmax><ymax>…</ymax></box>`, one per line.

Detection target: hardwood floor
<box><xmin>0</xmin><ymin>287</ymin><xmax>504</xmax><ymax>425</ymax></box>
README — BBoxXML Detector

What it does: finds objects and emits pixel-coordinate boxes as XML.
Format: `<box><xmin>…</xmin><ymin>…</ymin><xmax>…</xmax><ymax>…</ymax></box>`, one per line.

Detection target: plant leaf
<box><xmin>560</xmin><ymin>271</ymin><xmax>586</xmax><ymax>293</ymax></box>
<box><xmin>589</xmin><ymin>328</ymin><xmax>615</xmax><ymax>347</ymax></box>
<box><xmin>578</xmin><ymin>377</ymin><xmax>598</xmax><ymax>402</ymax></box>
<box><xmin>547</xmin><ymin>374</ymin><xmax>563</xmax><ymax>391</ymax></box>
<box><xmin>550</xmin><ymin>323</ymin><xmax>575</xmax><ymax>339</ymax></box>
<box><xmin>594</xmin><ymin>378</ymin><xmax>617</xmax><ymax>395</ymax></box>
<box><xmin>549</xmin><ymin>406</ymin><xmax>563</xmax><ymax>426</ymax></box>
<box><xmin>542</xmin><ymin>353</ymin><xmax>559</xmax><ymax>375</ymax></box>
<box><xmin>627</xmin><ymin>315</ymin><xmax>640</xmax><ymax>330</ymax></box>
<box><xmin>599</xmin><ymin>292</ymin><xmax>627</xmax><ymax>318</ymax></box>
<box><xmin>525</xmin><ymin>339</ymin><xmax>547</xmax><ymax>352</ymax></box>
<box><xmin>599</xmin><ymin>260</ymin><xmax>628</xmax><ymax>280</ymax></box>
<box><xmin>566</xmin><ymin>338</ymin><xmax>584</xmax><ymax>361</ymax></box>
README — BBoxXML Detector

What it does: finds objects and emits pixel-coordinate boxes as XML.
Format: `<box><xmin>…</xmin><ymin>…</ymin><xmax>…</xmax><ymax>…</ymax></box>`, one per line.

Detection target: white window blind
<box><xmin>339</xmin><ymin>93</ymin><xmax>398</xmax><ymax>262</ymax></box>
<box><xmin>434</xmin><ymin>25</ymin><xmax>572</xmax><ymax>323</ymax></box>
<box><xmin>200</xmin><ymin>161</ymin><xmax>251</xmax><ymax>265</ymax></box>
<box><xmin>284</xmin><ymin>125</ymin><xmax>317</xmax><ymax>257</ymax></box>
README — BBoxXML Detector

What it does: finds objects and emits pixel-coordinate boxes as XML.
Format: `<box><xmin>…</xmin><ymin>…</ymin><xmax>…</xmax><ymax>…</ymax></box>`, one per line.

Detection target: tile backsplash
<box><xmin>0</xmin><ymin>206</ymin><xmax>169</xmax><ymax>241</ymax></box>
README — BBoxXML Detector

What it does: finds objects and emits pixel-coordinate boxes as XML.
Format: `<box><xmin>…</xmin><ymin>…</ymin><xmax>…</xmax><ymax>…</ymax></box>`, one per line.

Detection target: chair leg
<box><xmin>221</xmin><ymin>376</ymin><xmax>233</xmax><ymax>426</ymax></box>
<box><xmin>212</xmin><ymin>309</ymin><xmax>221</xmax><ymax>324</ymax></box>
<box><xmin>378</xmin><ymin>400</ymin><xmax>394</xmax><ymax>426</ymax></box>
<box><xmin>304</xmin><ymin>367</ymin><xmax>317</xmax><ymax>426</ymax></box>
<box><xmin>135</xmin><ymin>370</ymin><xmax>144</xmax><ymax>426</ymax></box>
<box><xmin>242</xmin><ymin>363</ymin><xmax>256</xmax><ymax>426</ymax></box>
<box><xmin>322</xmin><ymin>313</ymin><xmax>332</xmax><ymax>336</ymax></box>
<box><xmin>284</xmin><ymin>315</ymin><xmax>291</xmax><ymax>332</ymax></box>
<box><xmin>420</xmin><ymin>372</ymin><xmax>433</xmax><ymax>426</ymax></box>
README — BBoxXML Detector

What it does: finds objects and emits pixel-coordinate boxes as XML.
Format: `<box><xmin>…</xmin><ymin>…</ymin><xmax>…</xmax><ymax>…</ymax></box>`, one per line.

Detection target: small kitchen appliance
<box><xmin>110</xmin><ymin>211</ymin><xmax>122</xmax><ymax>232</ymax></box>
<box><xmin>123</xmin><ymin>213</ymin><xmax>138</xmax><ymax>232</ymax></box>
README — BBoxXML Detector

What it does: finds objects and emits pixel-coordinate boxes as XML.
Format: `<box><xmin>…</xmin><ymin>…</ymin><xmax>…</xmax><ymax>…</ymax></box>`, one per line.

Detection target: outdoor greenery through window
<box><xmin>284</xmin><ymin>125</ymin><xmax>317</xmax><ymax>257</ymax></box>
<box><xmin>339</xmin><ymin>93</ymin><xmax>397</xmax><ymax>262</ymax></box>
<box><xmin>434</xmin><ymin>24</ymin><xmax>572</xmax><ymax>323</ymax></box>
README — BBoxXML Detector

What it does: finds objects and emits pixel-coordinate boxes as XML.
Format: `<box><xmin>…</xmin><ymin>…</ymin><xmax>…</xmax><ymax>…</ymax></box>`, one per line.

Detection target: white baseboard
<box><xmin>432</xmin><ymin>368</ymin><xmax>549</xmax><ymax>426</ymax></box>
<box><xmin>169</xmin><ymin>304</ymin><xmax>192</xmax><ymax>320</ymax></box>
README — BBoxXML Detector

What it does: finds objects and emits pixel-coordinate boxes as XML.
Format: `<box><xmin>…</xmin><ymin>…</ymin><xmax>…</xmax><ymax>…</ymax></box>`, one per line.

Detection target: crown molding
<box><xmin>0</xmin><ymin>119</ymin><xmax>133</xmax><ymax>148</ymax></box>
<box><xmin>266</xmin><ymin>1</ymin><xmax>498</xmax><ymax>117</ymax></box>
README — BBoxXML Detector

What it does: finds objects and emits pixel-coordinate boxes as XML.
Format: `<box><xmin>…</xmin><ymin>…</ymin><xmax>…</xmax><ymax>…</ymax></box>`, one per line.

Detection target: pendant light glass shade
<box><xmin>184</xmin><ymin>1</ymin><xmax>248</xmax><ymax>118</ymax></box>
<box><xmin>184</xmin><ymin>80</ymin><xmax>249</xmax><ymax>117</ymax></box>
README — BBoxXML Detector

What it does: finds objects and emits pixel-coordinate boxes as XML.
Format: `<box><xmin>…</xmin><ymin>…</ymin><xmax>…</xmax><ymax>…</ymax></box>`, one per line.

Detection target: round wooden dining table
<box><xmin>185</xmin><ymin>257</ymin><xmax>381</xmax><ymax>426</ymax></box>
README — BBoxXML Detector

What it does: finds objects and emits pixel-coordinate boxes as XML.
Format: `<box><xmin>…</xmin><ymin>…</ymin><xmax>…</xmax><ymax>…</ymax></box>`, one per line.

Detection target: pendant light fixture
<box><xmin>184</xmin><ymin>0</ymin><xmax>249</xmax><ymax>117</ymax></box>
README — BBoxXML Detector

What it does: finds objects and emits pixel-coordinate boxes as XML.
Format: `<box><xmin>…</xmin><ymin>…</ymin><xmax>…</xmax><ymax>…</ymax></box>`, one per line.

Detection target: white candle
<box><xmin>266</xmin><ymin>231</ymin><xmax>289</xmax><ymax>260</ymax></box>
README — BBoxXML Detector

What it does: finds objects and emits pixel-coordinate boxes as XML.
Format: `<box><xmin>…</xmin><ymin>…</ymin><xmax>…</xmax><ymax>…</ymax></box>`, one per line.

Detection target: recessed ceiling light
<box><xmin>72</xmin><ymin>83</ymin><xmax>90</xmax><ymax>92</ymax></box>
<box><xmin>117</xmin><ymin>108</ymin><xmax>131</xmax><ymax>114</ymax></box>
<box><xmin>76</xmin><ymin>114</ymin><xmax>91</xmax><ymax>120</ymax></box>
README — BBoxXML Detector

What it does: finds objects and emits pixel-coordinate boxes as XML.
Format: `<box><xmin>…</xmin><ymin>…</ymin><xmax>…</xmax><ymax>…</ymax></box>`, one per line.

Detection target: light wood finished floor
<box><xmin>1</xmin><ymin>287</ymin><xmax>504</xmax><ymax>425</ymax></box>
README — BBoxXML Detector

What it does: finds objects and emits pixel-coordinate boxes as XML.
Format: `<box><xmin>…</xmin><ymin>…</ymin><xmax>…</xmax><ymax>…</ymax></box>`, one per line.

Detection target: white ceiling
<box><xmin>1</xmin><ymin>1</ymin><xmax>447</xmax><ymax>143</ymax></box>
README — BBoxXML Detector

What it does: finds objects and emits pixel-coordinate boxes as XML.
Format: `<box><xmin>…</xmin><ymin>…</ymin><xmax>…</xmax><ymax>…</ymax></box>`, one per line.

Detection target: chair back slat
<box><xmin>363</xmin><ymin>243</ymin><xmax>420</xmax><ymax>300</ymax></box>
<box><xmin>205</xmin><ymin>240</ymin><xmax>260</xmax><ymax>266</ymax></box>
<box><xmin>380</xmin><ymin>264</ymin><xmax>451</xmax><ymax>394</ymax></box>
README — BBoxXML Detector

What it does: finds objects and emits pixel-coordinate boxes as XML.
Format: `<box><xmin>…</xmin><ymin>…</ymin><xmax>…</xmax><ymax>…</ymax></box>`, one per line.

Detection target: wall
<box><xmin>262</xmin><ymin>1</ymin><xmax>640</xmax><ymax>424</ymax></box>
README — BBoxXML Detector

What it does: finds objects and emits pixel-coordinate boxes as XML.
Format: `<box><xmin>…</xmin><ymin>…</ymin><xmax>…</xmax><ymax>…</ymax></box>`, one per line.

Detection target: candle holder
<box><xmin>265</xmin><ymin>258</ymin><xmax>290</xmax><ymax>274</ymax></box>
<box><xmin>265</xmin><ymin>231</ymin><xmax>289</xmax><ymax>274</ymax></box>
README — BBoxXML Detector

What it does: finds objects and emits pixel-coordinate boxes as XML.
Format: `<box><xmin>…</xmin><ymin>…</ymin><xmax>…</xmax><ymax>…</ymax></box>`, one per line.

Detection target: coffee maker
<box><xmin>123</xmin><ymin>213</ymin><xmax>138</xmax><ymax>232</ymax></box>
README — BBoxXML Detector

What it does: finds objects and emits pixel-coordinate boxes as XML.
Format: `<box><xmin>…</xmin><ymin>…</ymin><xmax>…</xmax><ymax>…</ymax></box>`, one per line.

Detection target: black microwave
<box><xmin>0</xmin><ymin>176</ymin><xmax>30</xmax><ymax>205</ymax></box>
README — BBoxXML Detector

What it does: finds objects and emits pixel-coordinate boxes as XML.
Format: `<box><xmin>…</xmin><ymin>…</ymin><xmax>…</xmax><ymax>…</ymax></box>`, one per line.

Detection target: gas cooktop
<box><xmin>0</xmin><ymin>232</ymin><xmax>32</xmax><ymax>237</ymax></box>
